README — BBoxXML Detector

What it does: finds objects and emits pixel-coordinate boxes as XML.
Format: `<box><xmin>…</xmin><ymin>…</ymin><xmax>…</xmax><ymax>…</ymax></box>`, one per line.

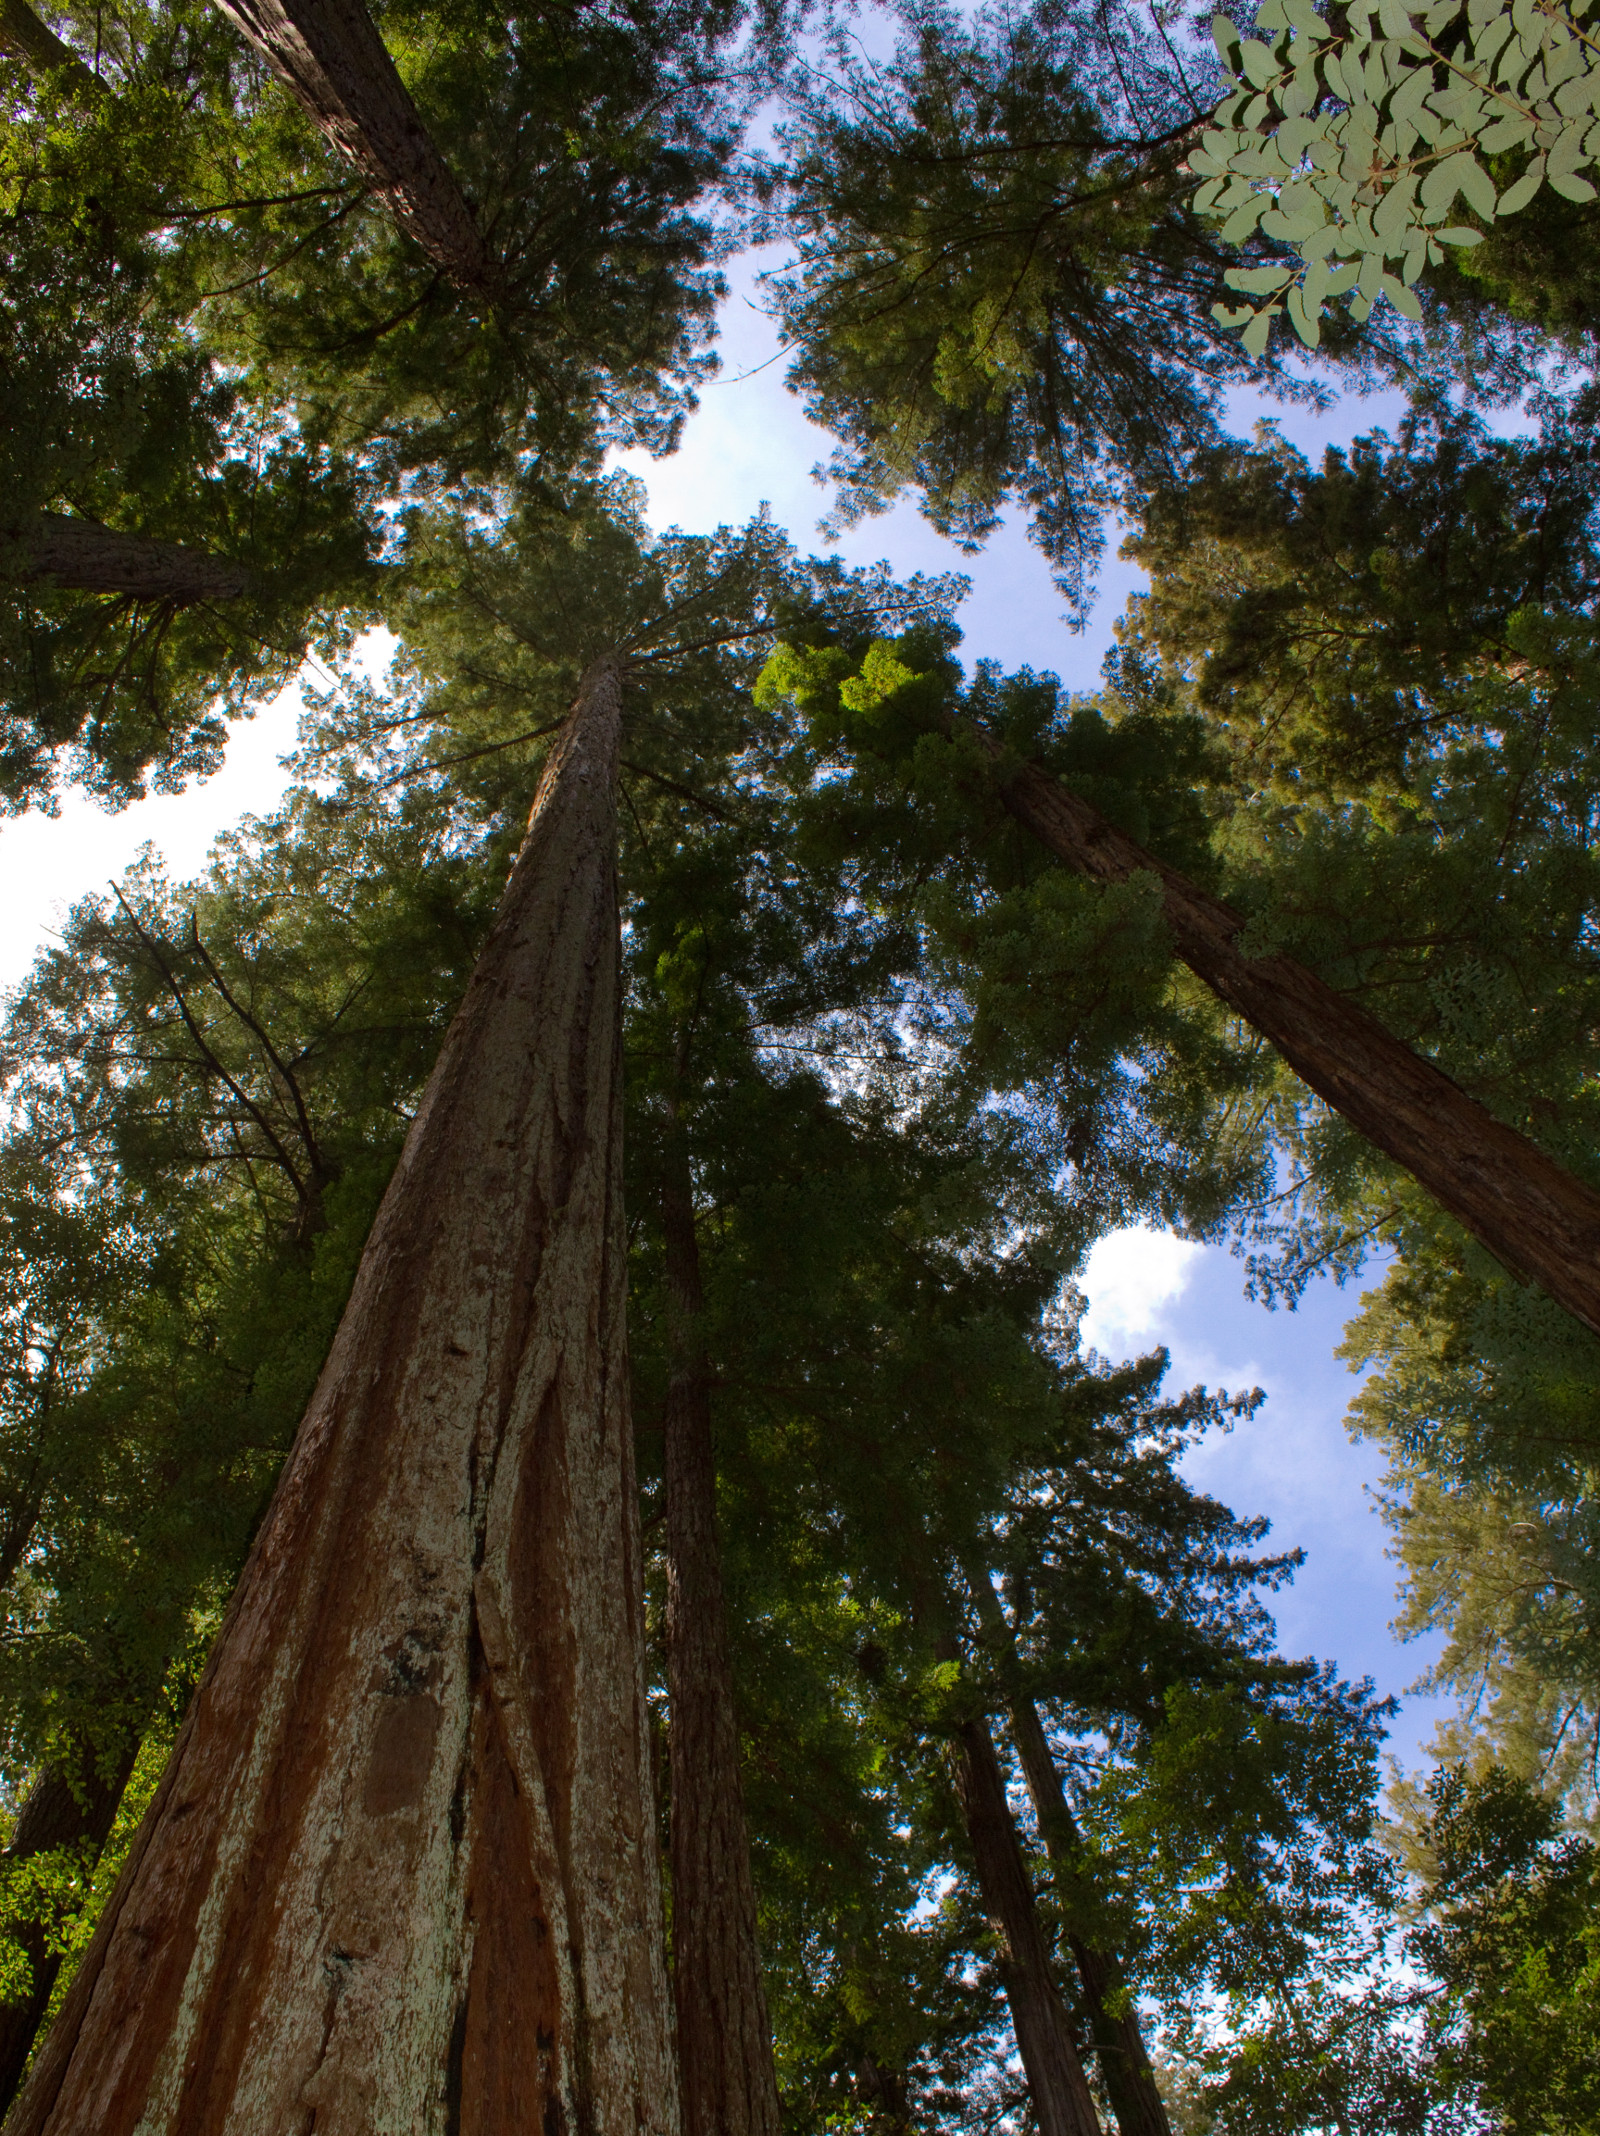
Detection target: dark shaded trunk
<box><xmin>661</xmin><ymin>1127</ymin><xmax>783</xmax><ymax>2136</ymax></box>
<box><xmin>0</xmin><ymin>1736</ymin><xmax>140</xmax><ymax>2117</ymax></box>
<box><xmin>4</xmin><ymin>517</ymin><xmax>250</xmax><ymax>603</ymax></box>
<box><xmin>1005</xmin><ymin>1700</ymin><xmax>1170</xmax><ymax>2136</ymax></box>
<box><xmin>0</xmin><ymin>0</ymin><xmax>99</xmax><ymax>91</ymax></box>
<box><xmin>853</xmin><ymin>2047</ymin><xmax>915</xmax><ymax>2136</ymax></box>
<box><xmin>209</xmin><ymin>0</ymin><xmax>487</xmax><ymax>285</ymax></box>
<box><xmin>951</xmin><ymin>1716</ymin><xmax>1100</xmax><ymax>2136</ymax></box>
<box><xmin>990</xmin><ymin>741</ymin><xmax>1600</xmax><ymax>1343</ymax></box>
<box><xmin>960</xmin><ymin>1564</ymin><xmax>1169</xmax><ymax>2136</ymax></box>
<box><xmin>7</xmin><ymin>659</ymin><xmax>677</xmax><ymax>2136</ymax></box>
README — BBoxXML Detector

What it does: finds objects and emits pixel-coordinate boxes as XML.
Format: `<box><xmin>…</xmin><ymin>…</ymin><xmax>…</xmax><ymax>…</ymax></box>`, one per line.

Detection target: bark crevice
<box><xmin>6</xmin><ymin>657</ymin><xmax>675</xmax><ymax>2136</ymax></box>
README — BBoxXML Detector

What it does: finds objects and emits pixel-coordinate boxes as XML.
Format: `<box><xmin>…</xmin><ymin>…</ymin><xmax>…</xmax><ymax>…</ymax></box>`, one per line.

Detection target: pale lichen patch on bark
<box><xmin>13</xmin><ymin>662</ymin><xmax>678</xmax><ymax>2136</ymax></box>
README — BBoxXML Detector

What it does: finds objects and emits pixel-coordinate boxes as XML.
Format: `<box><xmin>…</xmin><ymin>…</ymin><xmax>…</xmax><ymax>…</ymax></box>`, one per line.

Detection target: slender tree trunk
<box><xmin>987</xmin><ymin>740</ymin><xmax>1600</xmax><ymax>1342</ymax></box>
<box><xmin>660</xmin><ymin>1125</ymin><xmax>784</xmax><ymax>2136</ymax></box>
<box><xmin>853</xmin><ymin>2046</ymin><xmax>916</xmax><ymax>2136</ymax></box>
<box><xmin>960</xmin><ymin>1565</ymin><xmax>1169</xmax><ymax>2136</ymax></box>
<box><xmin>6</xmin><ymin>658</ymin><xmax>677</xmax><ymax>2136</ymax></box>
<box><xmin>3</xmin><ymin>517</ymin><xmax>250</xmax><ymax>603</ymax></box>
<box><xmin>209</xmin><ymin>0</ymin><xmax>488</xmax><ymax>285</ymax></box>
<box><xmin>0</xmin><ymin>1736</ymin><xmax>140</xmax><ymax>2117</ymax></box>
<box><xmin>1004</xmin><ymin>1701</ymin><xmax>1170</xmax><ymax>2136</ymax></box>
<box><xmin>951</xmin><ymin>1716</ymin><xmax>1101</xmax><ymax>2136</ymax></box>
<box><xmin>0</xmin><ymin>0</ymin><xmax>99</xmax><ymax>92</ymax></box>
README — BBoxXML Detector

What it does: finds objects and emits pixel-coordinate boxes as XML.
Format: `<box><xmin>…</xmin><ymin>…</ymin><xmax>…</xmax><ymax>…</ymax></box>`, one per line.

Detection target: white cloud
<box><xmin>1080</xmin><ymin>1224</ymin><xmax>1203</xmax><ymax>1352</ymax></box>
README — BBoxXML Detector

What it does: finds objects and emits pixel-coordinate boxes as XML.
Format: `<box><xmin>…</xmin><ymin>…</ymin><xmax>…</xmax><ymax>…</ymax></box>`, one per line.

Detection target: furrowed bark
<box><xmin>4</xmin><ymin>517</ymin><xmax>250</xmax><ymax>603</ymax></box>
<box><xmin>6</xmin><ymin>657</ymin><xmax>677</xmax><ymax>2136</ymax></box>
<box><xmin>961</xmin><ymin>1566</ymin><xmax>1169</xmax><ymax>2136</ymax></box>
<box><xmin>208</xmin><ymin>0</ymin><xmax>488</xmax><ymax>285</ymax></box>
<box><xmin>951</xmin><ymin>1716</ymin><xmax>1101</xmax><ymax>2136</ymax></box>
<box><xmin>0</xmin><ymin>0</ymin><xmax>100</xmax><ymax>92</ymax></box>
<box><xmin>0</xmin><ymin>1736</ymin><xmax>140</xmax><ymax>2117</ymax></box>
<box><xmin>660</xmin><ymin>1127</ymin><xmax>784</xmax><ymax>2136</ymax></box>
<box><xmin>987</xmin><ymin>740</ymin><xmax>1600</xmax><ymax>1342</ymax></box>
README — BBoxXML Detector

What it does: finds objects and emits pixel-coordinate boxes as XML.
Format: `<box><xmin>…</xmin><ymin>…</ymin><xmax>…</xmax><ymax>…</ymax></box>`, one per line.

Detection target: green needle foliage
<box><xmin>764</xmin><ymin>0</ymin><xmax>1294</xmax><ymax>612</ymax></box>
<box><xmin>1</xmin><ymin>3</ymin><xmax>381</xmax><ymax>810</ymax></box>
<box><xmin>756</xmin><ymin>619</ymin><xmax>1272</xmax><ymax>1249</ymax></box>
<box><xmin>1122</xmin><ymin>394</ymin><xmax>1600</xmax><ymax>1813</ymax></box>
<box><xmin>1</xmin><ymin>0</ymin><xmax>758</xmax><ymax>812</ymax></box>
<box><xmin>619</xmin><ymin>785</ymin><xmax>1401</xmax><ymax>2133</ymax></box>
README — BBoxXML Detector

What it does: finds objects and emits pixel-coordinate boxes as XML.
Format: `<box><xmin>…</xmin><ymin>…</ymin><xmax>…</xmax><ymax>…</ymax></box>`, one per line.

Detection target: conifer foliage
<box><xmin>4</xmin><ymin>0</ymin><xmax>1600</xmax><ymax>2128</ymax></box>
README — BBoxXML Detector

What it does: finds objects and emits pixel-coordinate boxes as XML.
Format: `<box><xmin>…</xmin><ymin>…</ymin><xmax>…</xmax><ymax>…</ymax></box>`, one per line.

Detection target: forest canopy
<box><xmin>1</xmin><ymin>0</ymin><xmax>1599</xmax><ymax>2132</ymax></box>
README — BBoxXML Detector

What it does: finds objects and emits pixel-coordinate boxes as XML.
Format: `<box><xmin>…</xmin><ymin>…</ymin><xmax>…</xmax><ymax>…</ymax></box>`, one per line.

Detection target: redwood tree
<box><xmin>761</xmin><ymin>634</ymin><xmax>1600</xmax><ymax>1345</ymax></box>
<box><xmin>7</xmin><ymin>657</ymin><xmax>677</xmax><ymax>2136</ymax></box>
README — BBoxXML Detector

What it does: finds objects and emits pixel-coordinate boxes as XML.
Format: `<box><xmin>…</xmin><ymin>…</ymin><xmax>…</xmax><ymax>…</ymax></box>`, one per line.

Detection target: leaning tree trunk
<box><xmin>0</xmin><ymin>1735</ymin><xmax>141</xmax><ymax>2117</ymax></box>
<box><xmin>660</xmin><ymin>1123</ymin><xmax>784</xmax><ymax>2136</ymax></box>
<box><xmin>961</xmin><ymin>1565</ymin><xmax>1169</xmax><ymax>2136</ymax></box>
<box><xmin>0</xmin><ymin>0</ymin><xmax>100</xmax><ymax>89</ymax></box>
<box><xmin>3</xmin><ymin>518</ymin><xmax>250</xmax><ymax>603</ymax></box>
<box><xmin>984</xmin><ymin>736</ymin><xmax>1600</xmax><ymax>1343</ymax></box>
<box><xmin>951</xmin><ymin>1716</ymin><xmax>1101</xmax><ymax>2136</ymax></box>
<box><xmin>209</xmin><ymin>0</ymin><xmax>488</xmax><ymax>284</ymax></box>
<box><xmin>1004</xmin><ymin>1699</ymin><xmax>1170</xmax><ymax>2136</ymax></box>
<box><xmin>6</xmin><ymin>657</ymin><xmax>677</xmax><ymax>2136</ymax></box>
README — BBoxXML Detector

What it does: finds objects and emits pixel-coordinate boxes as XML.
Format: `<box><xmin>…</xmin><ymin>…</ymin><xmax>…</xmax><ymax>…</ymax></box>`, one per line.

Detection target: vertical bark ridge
<box><xmin>212</xmin><ymin>0</ymin><xmax>487</xmax><ymax>288</ymax></box>
<box><xmin>983</xmin><ymin>738</ymin><xmax>1600</xmax><ymax>1342</ymax></box>
<box><xmin>209</xmin><ymin>0</ymin><xmax>488</xmax><ymax>285</ymax></box>
<box><xmin>0</xmin><ymin>1737</ymin><xmax>141</xmax><ymax>2116</ymax></box>
<box><xmin>951</xmin><ymin>1717</ymin><xmax>1102</xmax><ymax>2136</ymax></box>
<box><xmin>6</xmin><ymin>657</ymin><xmax>676</xmax><ymax>2136</ymax></box>
<box><xmin>661</xmin><ymin>1131</ymin><xmax>784</xmax><ymax>2136</ymax></box>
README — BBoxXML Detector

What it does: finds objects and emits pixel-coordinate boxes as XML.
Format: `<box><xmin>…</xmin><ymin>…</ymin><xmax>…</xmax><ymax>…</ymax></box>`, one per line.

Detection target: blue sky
<box><xmin>0</xmin><ymin>256</ymin><xmax>1454</xmax><ymax>1772</ymax></box>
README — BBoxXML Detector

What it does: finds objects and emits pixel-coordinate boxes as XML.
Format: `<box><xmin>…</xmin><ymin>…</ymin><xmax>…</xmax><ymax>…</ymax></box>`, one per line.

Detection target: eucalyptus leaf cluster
<box><xmin>1197</xmin><ymin>0</ymin><xmax>1600</xmax><ymax>349</ymax></box>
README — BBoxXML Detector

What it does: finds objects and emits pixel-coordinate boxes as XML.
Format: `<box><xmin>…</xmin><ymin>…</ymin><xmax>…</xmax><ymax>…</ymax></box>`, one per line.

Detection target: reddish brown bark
<box><xmin>5</xmin><ymin>517</ymin><xmax>250</xmax><ymax>603</ymax></box>
<box><xmin>952</xmin><ymin>1717</ymin><xmax>1101</xmax><ymax>2136</ymax></box>
<box><xmin>209</xmin><ymin>0</ymin><xmax>488</xmax><ymax>285</ymax></box>
<box><xmin>989</xmin><ymin>743</ymin><xmax>1600</xmax><ymax>1342</ymax></box>
<box><xmin>661</xmin><ymin>1130</ymin><xmax>784</xmax><ymax>2136</ymax></box>
<box><xmin>6</xmin><ymin>658</ymin><xmax>677</xmax><ymax>2136</ymax></box>
<box><xmin>1004</xmin><ymin>1699</ymin><xmax>1170</xmax><ymax>2136</ymax></box>
<box><xmin>0</xmin><ymin>1736</ymin><xmax>140</xmax><ymax>2117</ymax></box>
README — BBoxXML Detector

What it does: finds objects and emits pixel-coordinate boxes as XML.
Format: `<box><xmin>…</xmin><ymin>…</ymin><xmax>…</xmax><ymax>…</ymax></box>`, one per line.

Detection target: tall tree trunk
<box><xmin>985</xmin><ymin>739</ymin><xmax>1600</xmax><ymax>1342</ymax></box>
<box><xmin>209</xmin><ymin>0</ymin><xmax>488</xmax><ymax>285</ymax></box>
<box><xmin>960</xmin><ymin>1566</ymin><xmax>1169</xmax><ymax>2136</ymax></box>
<box><xmin>660</xmin><ymin>1125</ymin><xmax>784</xmax><ymax>2136</ymax></box>
<box><xmin>0</xmin><ymin>1735</ymin><xmax>140</xmax><ymax>2117</ymax></box>
<box><xmin>0</xmin><ymin>0</ymin><xmax>99</xmax><ymax>92</ymax></box>
<box><xmin>951</xmin><ymin>1716</ymin><xmax>1101</xmax><ymax>2136</ymax></box>
<box><xmin>6</xmin><ymin>657</ymin><xmax>677</xmax><ymax>2136</ymax></box>
<box><xmin>1004</xmin><ymin>1701</ymin><xmax>1170</xmax><ymax>2136</ymax></box>
<box><xmin>4</xmin><ymin>517</ymin><xmax>250</xmax><ymax>603</ymax></box>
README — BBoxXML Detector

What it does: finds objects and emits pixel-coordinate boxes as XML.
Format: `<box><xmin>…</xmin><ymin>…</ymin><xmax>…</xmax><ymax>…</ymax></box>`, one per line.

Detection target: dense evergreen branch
<box><xmin>0</xmin><ymin>1735</ymin><xmax>141</xmax><ymax>2118</ymax></box>
<box><xmin>983</xmin><ymin>732</ymin><xmax>1600</xmax><ymax>1344</ymax></box>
